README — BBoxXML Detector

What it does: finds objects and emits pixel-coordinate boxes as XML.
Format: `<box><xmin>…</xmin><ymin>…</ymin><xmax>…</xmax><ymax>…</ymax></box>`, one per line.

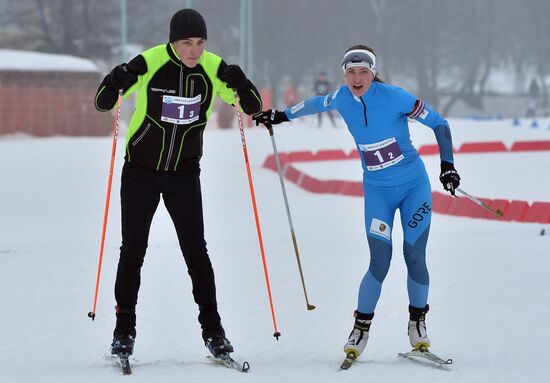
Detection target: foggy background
<box><xmin>1</xmin><ymin>0</ymin><xmax>549</xmax><ymax>118</ymax></box>
<box><xmin>1</xmin><ymin>3</ymin><xmax>550</xmax><ymax>381</ymax></box>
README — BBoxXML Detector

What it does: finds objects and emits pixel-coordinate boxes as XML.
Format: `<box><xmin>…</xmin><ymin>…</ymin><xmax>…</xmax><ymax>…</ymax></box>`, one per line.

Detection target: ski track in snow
<box><xmin>1</xmin><ymin>117</ymin><xmax>549</xmax><ymax>382</ymax></box>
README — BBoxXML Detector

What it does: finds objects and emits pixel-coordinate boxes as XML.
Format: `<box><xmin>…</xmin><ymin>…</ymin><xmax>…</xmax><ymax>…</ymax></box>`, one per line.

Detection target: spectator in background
<box><xmin>282</xmin><ymin>77</ymin><xmax>299</xmax><ymax>108</ymax></box>
<box><xmin>526</xmin><ymin>78</ymin><xmax>540</xmax><ymax>118</ymax></box>
<box><xmin>313</xmin><ymin>71</ymin><xmax>336</xmax><ymax>127</ymax></box>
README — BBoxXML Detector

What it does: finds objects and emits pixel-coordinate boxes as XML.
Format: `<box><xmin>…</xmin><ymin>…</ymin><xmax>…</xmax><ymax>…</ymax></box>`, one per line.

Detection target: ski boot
<box><xmin>110</xmin><ymin>327</ymin><xmax>136</xmax><ymax>356</ymax></box>
<box><xmin>408</xmin><ymin>304</ymin><xmax>431</xmax><ymax>351</ymax></box>
<box><xmin>204</xmin><ymin>329</ymin><xmax>234</xmax><ymax>358</ymax></box>
<box><xmin>343</xmin><ymin>311</ymin><xmax>374</xmax><ymax>359</ymax></box>
<box><xmin>111</xmin><ymin>306</ymin><xmax>136</xmax><ymax>356</ymax></box>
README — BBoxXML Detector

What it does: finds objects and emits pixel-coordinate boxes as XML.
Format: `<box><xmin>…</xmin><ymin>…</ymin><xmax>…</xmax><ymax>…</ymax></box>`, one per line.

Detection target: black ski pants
<box><xmin>114</xmin><ymin>161</ymin><xmax>221</xmax><ymax>335</ymax></box>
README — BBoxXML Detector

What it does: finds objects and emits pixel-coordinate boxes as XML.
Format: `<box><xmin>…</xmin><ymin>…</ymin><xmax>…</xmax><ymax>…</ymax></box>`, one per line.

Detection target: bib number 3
<box><xmin>161</xmin><ymin>95</ymin><xmax>201</xmax><ymax>125</ymax></box>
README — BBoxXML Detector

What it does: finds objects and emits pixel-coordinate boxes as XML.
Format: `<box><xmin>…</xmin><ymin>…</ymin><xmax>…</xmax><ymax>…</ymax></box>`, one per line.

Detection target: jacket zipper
<box><xmin>360</xmin><ymin>97</ymin><xmax>368</xmax><ymax>127</ymax></box>
<box><xmin>164</xmin><ymin>66</ymin><xmax>184</xmax><ymax>171</ymax></box>
<box><xmin>131</xmin><ymin>123</ymin><xmax>151</xmax><ymax>146</ymax></box>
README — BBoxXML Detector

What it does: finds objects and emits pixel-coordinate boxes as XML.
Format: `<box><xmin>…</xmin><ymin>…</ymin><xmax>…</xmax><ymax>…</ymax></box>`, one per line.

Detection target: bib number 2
<box><xmin>359</xmin><ymin>137</ymin><xmax>404</xmax><ymax>171</ymax></box>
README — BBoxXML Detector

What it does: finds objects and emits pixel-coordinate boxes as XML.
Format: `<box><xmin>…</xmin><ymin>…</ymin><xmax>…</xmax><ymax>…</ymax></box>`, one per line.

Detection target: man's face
<box><xmin>172</xmin><ymin>38</ymin><xmax>205</xmax><ymax>68</ymax></box>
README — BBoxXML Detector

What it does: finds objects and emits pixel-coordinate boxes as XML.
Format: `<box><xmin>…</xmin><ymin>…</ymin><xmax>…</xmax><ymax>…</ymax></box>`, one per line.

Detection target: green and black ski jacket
<box><xmin>95</xmin><ymin>43</ymin><xmax>262</xmax><ymax>172</ymax></box>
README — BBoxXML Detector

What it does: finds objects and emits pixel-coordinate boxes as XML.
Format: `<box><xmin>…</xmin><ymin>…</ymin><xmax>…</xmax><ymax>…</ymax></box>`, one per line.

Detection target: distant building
<box><xmin>0</xmin><ymin>49</ymin><xmax>111</xmax><ymax>136</ymax></box>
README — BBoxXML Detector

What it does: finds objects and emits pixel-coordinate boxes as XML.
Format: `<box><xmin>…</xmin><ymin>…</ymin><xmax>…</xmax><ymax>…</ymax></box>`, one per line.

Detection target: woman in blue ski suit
<box><xmin>253</xmin><ymin>45</ymin><xmax>461</xmax><ymax>359</ymax></box>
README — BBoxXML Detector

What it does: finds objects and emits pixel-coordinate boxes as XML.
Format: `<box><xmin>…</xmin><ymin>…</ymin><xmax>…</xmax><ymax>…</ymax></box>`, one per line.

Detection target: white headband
<box><xmin>341</xmin><ymin>49</ymin><xmax>377</xmax><ymax>76</ymax></box>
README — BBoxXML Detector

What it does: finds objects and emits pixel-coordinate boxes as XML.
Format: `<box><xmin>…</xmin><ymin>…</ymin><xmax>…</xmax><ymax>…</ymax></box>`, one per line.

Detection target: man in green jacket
<box><xmin>95</xmin><ymin>8</ymin><xmax>262</xmax><ymax>359</ymax></box>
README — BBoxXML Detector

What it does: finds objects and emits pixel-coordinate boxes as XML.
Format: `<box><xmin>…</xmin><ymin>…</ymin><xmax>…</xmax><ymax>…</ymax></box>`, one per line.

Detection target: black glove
<box><xmin>221</xmin><ymin>64</ymin><xmax>249</xmax><ymax>90</ymax></box>
<box><xmin>439</xmin><ymin>161</ymin><xmax>461</xmax><ymax>195</ymax></box>
<box><xmin>108</xmin><ymin>64</ymin><xmax>137</xmax><ymax>90</ymax></box>
<box><xmin>253</xmin><ymin>109</ymin><xmax>289</xmax><ymax>128</ymax></box>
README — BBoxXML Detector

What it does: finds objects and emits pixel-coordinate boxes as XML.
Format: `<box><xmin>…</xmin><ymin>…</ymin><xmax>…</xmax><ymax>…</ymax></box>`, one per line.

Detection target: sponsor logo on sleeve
<box><xmin>290</xmin><ymin>101</ymin><xmax>305</xmax><ymax>114</ymax></box>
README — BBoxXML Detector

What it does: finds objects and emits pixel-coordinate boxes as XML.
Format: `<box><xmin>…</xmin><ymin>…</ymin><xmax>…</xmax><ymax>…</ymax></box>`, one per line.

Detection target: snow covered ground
<box><xmin>1</xmin><ymin>116</ymin><xmax>549</xmax><ymax>382</ymax></box>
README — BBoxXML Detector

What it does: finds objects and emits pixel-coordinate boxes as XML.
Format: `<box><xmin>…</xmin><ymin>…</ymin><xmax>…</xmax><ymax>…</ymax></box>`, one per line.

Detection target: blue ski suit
<box><xmin>284</xmin><ymin>81</ymin><xmax>454</xmax><ymax>313</ymax></box>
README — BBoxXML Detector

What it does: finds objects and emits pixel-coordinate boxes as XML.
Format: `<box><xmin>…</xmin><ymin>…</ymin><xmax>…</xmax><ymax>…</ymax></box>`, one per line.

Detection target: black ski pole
<box><xmin>267</xmin><ymin>124</ymin><xmax>315</xmax><ymax>311</ymax></box>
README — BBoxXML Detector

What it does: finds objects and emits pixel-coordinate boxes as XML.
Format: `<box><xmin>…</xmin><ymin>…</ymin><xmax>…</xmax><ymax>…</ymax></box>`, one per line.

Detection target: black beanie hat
<box><xmin>169</xmin><ymin>9</ymin><xmax>207</xmax><ymax>42</ymax></box>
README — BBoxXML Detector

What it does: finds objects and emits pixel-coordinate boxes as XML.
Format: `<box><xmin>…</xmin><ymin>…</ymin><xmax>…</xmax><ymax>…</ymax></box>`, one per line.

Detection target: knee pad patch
<box><xmin>403</xmin><ymin>228</ymin><xmax>430</xmax><ymax>285</ymax></box>
<box><xmin>366</xmin><ymin>236</ymin><xmax>392</xmax><ymax>282</ymax></box>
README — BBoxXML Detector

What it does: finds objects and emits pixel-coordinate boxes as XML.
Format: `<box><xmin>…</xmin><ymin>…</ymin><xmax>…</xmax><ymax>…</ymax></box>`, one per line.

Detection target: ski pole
<box><xmin>267</xmin><ymin>125</ymin><xmax>315</xmax><ymax>311</ymax></box>
<box><xmin>456</xmin><ymin>187</ymin><xmax>504</xmax><ymax>218</ymax></box>
<box><xmin>234</xmin><ymin>93</ymin><xmax>281</xmax><ymax>340</ymax></box>
<box><xmin>88</xmin><ymin>90</ymin><xmax>123</xmax><ymax>321</ymax></box>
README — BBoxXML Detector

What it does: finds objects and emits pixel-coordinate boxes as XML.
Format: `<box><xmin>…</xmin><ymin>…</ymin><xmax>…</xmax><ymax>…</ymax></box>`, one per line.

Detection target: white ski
<box><xmin>207</xmin><ymin>353</ymin><xmax>250</xmax><ymax>372</ymax></box>
<box><xmin>398</xmin><ymin>349</ymin><xmax>452</xmax><ymax>366</ymax></box>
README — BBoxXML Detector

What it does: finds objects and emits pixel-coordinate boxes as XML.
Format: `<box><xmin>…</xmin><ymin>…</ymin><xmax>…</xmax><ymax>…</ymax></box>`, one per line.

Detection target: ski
<box><xmin>398</xmin><ymin>348</ymin><xmax>452</xmax><ymax>366</ymax></box>
<box><xmin>115</xmin><ymin>352</ymin><xmax>132</xmax><ymax>375</ymax></box>
<box><xmin>339</xmin><ymin>352</ymin><xmax>358</xmax><ymax>370</ymax></box>
<box><xmin>207</xmin><ymin>353</ymin><xmax>250</xmax><ymax>373</ymax></box>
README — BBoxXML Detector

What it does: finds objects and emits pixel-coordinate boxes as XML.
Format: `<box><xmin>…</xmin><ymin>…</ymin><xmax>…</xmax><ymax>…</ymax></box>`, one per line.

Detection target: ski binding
<box><xmin>207</xmin><ymin>353</ymin><xmax>250</xmax><ymax>373</ymax></box>
<box><xmin>340</xmin><ymin>351</ymin><xmax>358</xmax><ymax>370</ymax></box>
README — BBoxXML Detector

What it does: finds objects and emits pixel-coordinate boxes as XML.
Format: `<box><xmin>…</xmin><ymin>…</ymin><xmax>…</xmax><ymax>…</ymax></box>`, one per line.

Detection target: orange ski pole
<box><xmin>234</xmin><ymin>93</ymin><xmax>281</xmax><ymax>340</ymax></box>
<box><xmin>88</xmin><ymin>90</ymin><xmax>123</xmax><ymax>321</ymax></box>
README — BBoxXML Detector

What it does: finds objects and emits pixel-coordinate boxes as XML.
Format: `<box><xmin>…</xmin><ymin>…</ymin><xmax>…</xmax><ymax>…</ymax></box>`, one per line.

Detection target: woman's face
<box><xmin>344</xmin><ymin>67</ymin><xmax>374</xmax><ymax>97</ymax></box>
<box><xmin>172</xmin><ymin>38</ymin><xmax>206</xmax><ymax>68</ymax></box>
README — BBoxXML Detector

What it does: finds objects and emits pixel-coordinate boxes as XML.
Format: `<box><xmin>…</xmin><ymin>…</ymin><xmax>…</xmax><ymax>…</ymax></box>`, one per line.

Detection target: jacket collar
<box><xmin>166</xmin><ymin>43</ymin><xmax>182</xmax><ymax>66</ymax></box>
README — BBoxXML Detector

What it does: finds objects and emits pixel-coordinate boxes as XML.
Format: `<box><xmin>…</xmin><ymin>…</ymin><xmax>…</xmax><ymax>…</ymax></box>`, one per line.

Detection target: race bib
<box><xmin>161</xmin><ymin>95</ymin><xmax>201</xmax><ymax>125</ymax></box>
<box><xmin>358</xmin><ymin>137</ymin><xmax>404</xmax><ymax>171</ymax></box>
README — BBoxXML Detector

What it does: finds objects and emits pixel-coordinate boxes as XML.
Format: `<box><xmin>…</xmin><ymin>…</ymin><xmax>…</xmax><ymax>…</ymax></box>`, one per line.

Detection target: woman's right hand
<box><xmin>252</xmin><ymin>109</ymin><xmax>289</xmax><ymax>128</ymax></box>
